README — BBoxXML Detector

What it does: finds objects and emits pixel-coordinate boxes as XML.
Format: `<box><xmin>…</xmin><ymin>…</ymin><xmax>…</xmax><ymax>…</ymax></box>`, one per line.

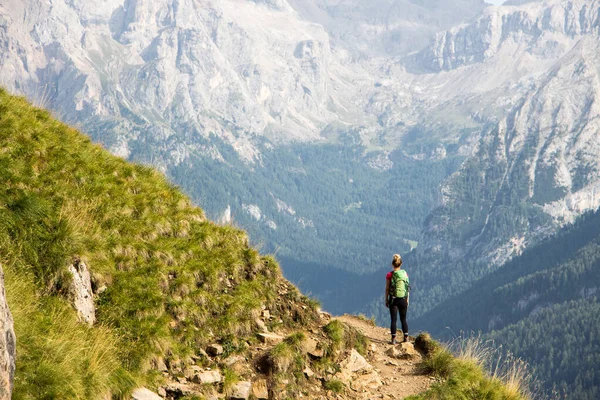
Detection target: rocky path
<box><xmin>335</xmin><ymin>315</ymin><xmax>432</xmax><ymax>399</ymax></box>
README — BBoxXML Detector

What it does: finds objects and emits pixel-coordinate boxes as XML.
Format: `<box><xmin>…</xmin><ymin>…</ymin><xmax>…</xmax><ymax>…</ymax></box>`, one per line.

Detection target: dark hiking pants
<box><xmin>389</xmin><ymin>297</ymin><xmax>408</xmax><ymax>337</ymax></box>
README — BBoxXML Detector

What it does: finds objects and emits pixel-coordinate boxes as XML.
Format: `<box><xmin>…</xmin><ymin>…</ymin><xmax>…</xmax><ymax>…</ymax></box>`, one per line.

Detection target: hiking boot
<box><xmin>390</xmin><ymin>336</ymin><xmax>397</xmax><ymax>345</ymax></box>
<box><xmin>403</xmin><ymin>335</ymin><xmax>409</xmax><ymax>343</ymax></box>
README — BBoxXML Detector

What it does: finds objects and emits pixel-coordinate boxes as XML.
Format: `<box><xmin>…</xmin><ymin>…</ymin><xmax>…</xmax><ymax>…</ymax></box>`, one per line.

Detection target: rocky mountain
<box><xmin>1</xmin><ymin>0</ymin><xmax>372</xmax><ymax>164</ymax></box>
<box><xmin>0</xmin><ymin>0</ymin><xmax>495</xmax><ymax>165</ymax></box>
<box><xmin>406</xmin><ymin>0</ymin><xmax>600</xmax><ymax>317</ymax></box>
<box><xmin>287</xmin><ymin>0</ymin><xmax>487</xmax><ymax>57</ymax></box>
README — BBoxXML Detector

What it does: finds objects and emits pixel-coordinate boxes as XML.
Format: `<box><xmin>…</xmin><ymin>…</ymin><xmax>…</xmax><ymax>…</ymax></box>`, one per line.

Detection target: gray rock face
<box><xmin>287</xmin><ymin>0</ymin><xmax>487</xmax><ymax>57</ymax></box>
<box><xmin>0</xmin><ymin>265</ymin><xmax>15</xmax><ymax>400</ymax></box>
<box><xmin>414</xmin><ymin>0</ymin><xmax>600</xmax><ymax>72</ymax></box>
<box><xmin>68</xmin><ymin>258</ymin><xmax>96</xmax><ymax>325</ymax></box>
<box><xmin>0</xmin><ymin>0</ymin><xmax>489</xmax><ymax>167</ymax></box>
<box><xmin>410</xmin><ymin>1</ymin><xmax>600</xmax><ymax>319</ymax></box>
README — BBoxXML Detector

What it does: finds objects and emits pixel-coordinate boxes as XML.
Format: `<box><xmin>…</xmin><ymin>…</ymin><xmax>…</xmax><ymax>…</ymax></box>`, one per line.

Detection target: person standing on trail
<box><xmin>385</xmin><ymin>254</ymin><xmax>410</xmax><ymax>344</ymax></box>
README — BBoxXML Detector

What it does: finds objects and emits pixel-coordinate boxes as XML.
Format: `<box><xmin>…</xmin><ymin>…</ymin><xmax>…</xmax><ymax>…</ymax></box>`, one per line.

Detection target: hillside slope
<box><xmin>0</xmin><ymin>88</ymin><xmax>322</xmax><ymax>398</ymax></box>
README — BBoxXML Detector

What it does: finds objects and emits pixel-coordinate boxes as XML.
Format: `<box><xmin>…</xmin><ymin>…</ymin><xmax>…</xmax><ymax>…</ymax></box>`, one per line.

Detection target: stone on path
<box><xmin>385</xmin><ymin>342</ymin><xmax>420</xmax><ymax>360</ymax></box>
<box><xmin>351</xmin><ymin>371</ymin><xmax>383</xmax><ymax>391</ymax></box>
<box><xmin>340</xmin><ymin>349</ymin><xmax>371</xmax><ymax>373</ymax></box>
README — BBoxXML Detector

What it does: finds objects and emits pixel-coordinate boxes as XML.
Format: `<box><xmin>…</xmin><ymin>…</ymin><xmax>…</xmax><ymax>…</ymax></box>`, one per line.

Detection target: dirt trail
<box><xmin>335</xmin><ymin>315</ymin><xmax>432</xmax><ymax>399</ymax></box>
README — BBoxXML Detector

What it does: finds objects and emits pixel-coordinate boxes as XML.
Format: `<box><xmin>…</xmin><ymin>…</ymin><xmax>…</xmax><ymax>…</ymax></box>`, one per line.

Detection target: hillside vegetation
<box><xmin>0</xmin><ymin>88</ymin><xmax>319</xmax><ymax>398</ymax></box>
<box><xmin>415</xmin><ymin>209</ymin><xmax>600</xmax><ymax>399</ymax></box>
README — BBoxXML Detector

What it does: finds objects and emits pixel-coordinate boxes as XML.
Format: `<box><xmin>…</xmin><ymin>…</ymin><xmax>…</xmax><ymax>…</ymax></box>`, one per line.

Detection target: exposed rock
<box><xmin>303</xmin><ymin>366</ymin><xmax>315</xmax><ymax>378</ymax></box>
<box><xmin>224</xmin><ymin>355</ymin><xmax>246</xmax><ymax>366</ymax></box>
<box><xmin>194</xmin><ymin>370</ymin><xmax>222</xmax><ymax>385</ymax></box>
<box><xmin>385</xmin><ymin>342</ymin><xmax>420</xmax><ymax>360</ymax></box>
<box><xmin>67</xmin><ymin>258</ymin><xmax>95</xmax><ymax>325</ymax></box>
<box><xmin>183</xmin><ymin>365</ymin><xmax>202</xmax><ymax>380</ymax></box>
<box><xmin>339</xmin><ymin>349</ymin><xmax>371</xmax><ymax>374</ymax></box>
<box><xmin>350</xmin><ymin>371</ymin><xmax>383</xmax><ymax>391</ymax></box>
<box><xmin>229</xmin><ymin>381</ymin><xmax>252</xmax><ymax>400</ymax></box>
<box><xmin>257</xmin><ymin>332</ymin><xmax>284</xmax><ymax>345</ymax></box>
<box><xmin>165</xmin><ymin>382</ymin><xmax>200</xmax><ymax>397</ymax></box>
<box><xmin>206</xmin><ymin>343</ymin><xmax>224</xmax><ymax>356</ymax></box>
<box><xmin>254</xmin><ymin>317</ymin><xmax>269</xmax><ymax>332</ymax></box>
<box><xmin>303</xmin><ymin>337</ymin><xmax>324</xmax><ymax>359</ymax></box>
<box><xmin>153</xmin><ymin>357</ymin><xmax>168</xmax><ymax>372</ymax></box>
<box><xmin>0</xmin><ymin>266</ymin><xmax>15</xmax><ymax>400</ymax></box>
<box><xmin>252</xmin><ymin>379</ymin><xmax>269</xmax><ymax>400</ymax></box>
<box><xmin>131</xmin><ymin>387</ymin><xmax>162</xmax><ymax>400</ymax></box>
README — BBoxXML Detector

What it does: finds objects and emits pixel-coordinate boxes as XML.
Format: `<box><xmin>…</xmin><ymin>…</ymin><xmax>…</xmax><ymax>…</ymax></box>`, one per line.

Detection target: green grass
<box><xmin>409</xmin><ymin>334</ymin><xmax>531</xmax><ymax>400</ymax></box>
<box><xmin>324</xmin><ymin>379</ymin><xmax>344</xmax><ymax>393</ymax></box>
<box><xmin>0</xmin><ymin>88</ymin><xmax>319</xmax><ymax>398</ymax></box>
<box><xmin>323</xmin><ymin>320</ymin><xmax>368</xmax><ymax>356</ymax></box>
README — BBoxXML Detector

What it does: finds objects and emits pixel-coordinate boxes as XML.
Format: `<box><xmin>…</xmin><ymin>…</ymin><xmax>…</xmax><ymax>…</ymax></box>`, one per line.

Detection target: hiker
<box><xmin>385</xmin><ymin>254</ymin><xmax>410</xmax><ymax>344</ymax></box>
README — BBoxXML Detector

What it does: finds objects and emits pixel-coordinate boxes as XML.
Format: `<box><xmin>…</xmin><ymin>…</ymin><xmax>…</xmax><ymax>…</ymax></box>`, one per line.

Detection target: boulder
<box><xmin>67</xmin><ymin>258</ymin><xmax>95</xmax><ymax>325</ymax></box>
<box><xmin>154</xmin><ymin>357</ymin><xmax>168</xmax><ymax>372</ymax></box>
<box><xmin>0</xmin><ymin>266</ymin><xmax>15</xmax><ymax>400</ymax></box>
<box><xmin>165</xmin><ymin>382</ymin><xmax>200</xmax><ymax>397</ymax></box>
<box><xmin>252</xmin><ymin>379</ymin><xmax>269</xmax><ymax>400</ymax></box>
<box><xmin>254</xmin><ymin>317</ymin><xmax>268</xmax><ymax>332</ymax></box>
<box><xmin>206</xmin><ymin>343</ymin><xmax>224</xmax><ymax>356</ymax></box>
<box><xmin>335</xmin><ymin>349</ymin><xmax>373</xmax><ymax>385</ymax></box>
<box><xmin>304</xmin><ymin>337</ymin><xmax>324</xmax><ymax>358</ymax></box>
<box><xmin>257</xmin><ymin>332</ymin><xmax>284</xmax><ymax>345</ymax></box>
<box><xmin>194</xmin><ymin>370</ymin><xmax>222</xmax><ymax>384</ymax></box>
<box><xmin>229</xmin><ymin>381</ymin><xmax>252</xmax><ymax>400</ymax></box>
<box><xmin>131</xmin><ymin>387</ymin><xmax>162</xmax><ymax>400</ymax></box>
<box><xmin>303</xmin><ymin>366</ymin><xmax>315</xmax><ymax>378</ymax></box>
<box><xmin>339</xmin><ymin>349</ymin><xmax>371</xmax><ymax>373</ymax></box>
<box><xmin>385</xmin><ymin>342</ymin><xmax>420</xmax><ymax>360</ymax></box>
<box><xmin>223</xmin><ymin>355</ymin><xmax>245</xmax><ymax>366</ymax></box>
<box><xmin>183</xmin><ymin>365</ymin><xmax>202</xmax><ymax>379</ymax></box>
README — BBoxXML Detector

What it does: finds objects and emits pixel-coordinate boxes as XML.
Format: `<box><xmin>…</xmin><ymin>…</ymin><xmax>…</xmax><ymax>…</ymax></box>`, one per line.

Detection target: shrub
<box><xmin>324</xmin><ymin>379</ymin><xmax>344</xmax><ymax>393</ymax></box>
<box><xmin>410</xmin><ymin>334</ymin><xmax>532</xmax><ymax>400</ymax></box>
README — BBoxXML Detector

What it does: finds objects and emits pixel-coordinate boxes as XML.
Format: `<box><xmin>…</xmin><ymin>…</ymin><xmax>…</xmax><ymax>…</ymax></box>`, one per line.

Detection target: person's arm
<box><xmin>385</xmin><ymin>279</ymin><xmax>390</xmax><ymax>308</ymax></box>
<box><xmin>406</xmin><ymin>275</ymin><xmax>410</xmax><ymax>306</ymax></box>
